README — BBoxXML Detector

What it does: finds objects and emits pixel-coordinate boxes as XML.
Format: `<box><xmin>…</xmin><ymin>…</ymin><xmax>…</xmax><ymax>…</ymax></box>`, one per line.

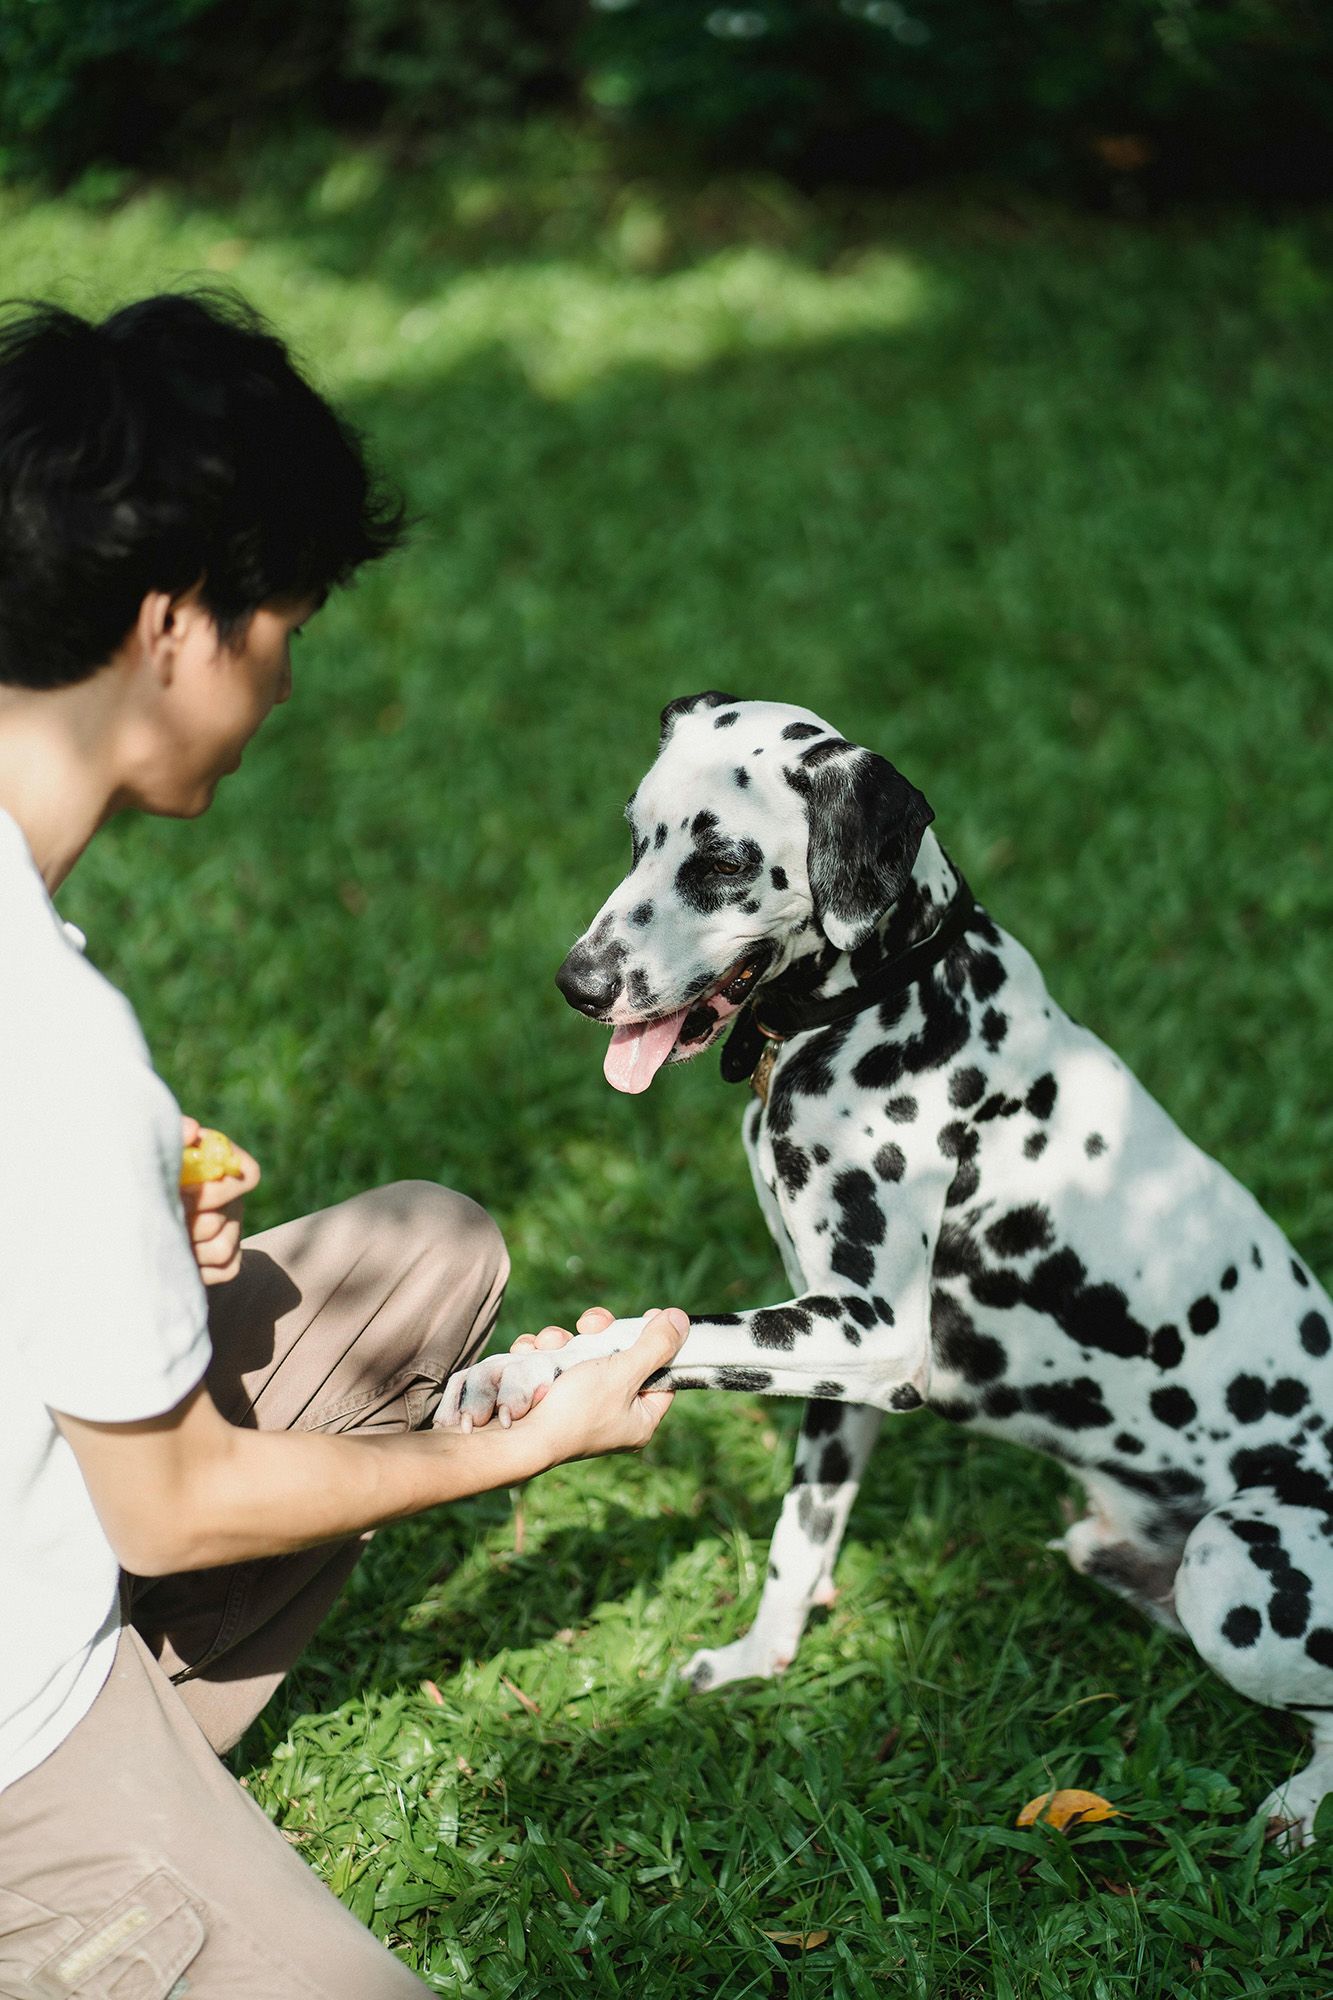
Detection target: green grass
<box><xmin>9</xmin><ymin>126</ymin><xmax>1333</xmax><ymax>1993</ymax></box>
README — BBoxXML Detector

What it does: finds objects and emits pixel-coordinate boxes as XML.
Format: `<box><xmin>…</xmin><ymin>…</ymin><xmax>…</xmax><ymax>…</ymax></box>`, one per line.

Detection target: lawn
<box><xmin>7</xmin><ymin>128</ymin><xmax>1333</xmax><ymax>1994</ymax></box>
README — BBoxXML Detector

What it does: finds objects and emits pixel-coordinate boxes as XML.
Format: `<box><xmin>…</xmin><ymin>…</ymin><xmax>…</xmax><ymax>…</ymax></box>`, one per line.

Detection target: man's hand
<box><xmin>436</xmin><ymin>1306</ymin><xmax>681</xmax><ymax>1434</ymax></box>
<box><xmin>179</xmin><ymin>1114</ymin><xmax>260</xmax><ymax>1286</ymax></box>
<box><xmin>502</xmin><ymin>1308</ymin><xmax>688</xmax><ymax>1468</ymax></box>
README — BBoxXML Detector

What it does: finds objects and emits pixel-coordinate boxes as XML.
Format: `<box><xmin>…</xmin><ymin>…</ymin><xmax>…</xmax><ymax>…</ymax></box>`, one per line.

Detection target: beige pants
<box><xmin>0</xmin><ymin>1181</ymin><xmax>509</xmax><ymax>1999</ymax></box>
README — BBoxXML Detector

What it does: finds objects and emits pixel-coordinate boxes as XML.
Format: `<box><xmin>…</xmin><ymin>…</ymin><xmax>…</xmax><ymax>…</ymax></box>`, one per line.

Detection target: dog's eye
<box><xmin>711</xmin><ymin>859</ymin><xmax>742</xmax><ymax>876</ymax></box>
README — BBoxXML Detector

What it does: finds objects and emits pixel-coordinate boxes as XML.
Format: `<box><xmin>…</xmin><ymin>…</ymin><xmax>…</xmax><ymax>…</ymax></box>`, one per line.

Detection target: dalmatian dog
<box><xmin>442</xmin><ymin>692</ymin><xmax>1333</xmax><ymax>1844</ymax></box>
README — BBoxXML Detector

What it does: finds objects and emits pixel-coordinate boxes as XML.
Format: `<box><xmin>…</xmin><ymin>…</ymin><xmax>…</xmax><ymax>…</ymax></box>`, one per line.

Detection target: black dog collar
<box><xmin>720</xmin><ymin>873</ymin><xmax>976</xmax><ymax>1094</ymax></box>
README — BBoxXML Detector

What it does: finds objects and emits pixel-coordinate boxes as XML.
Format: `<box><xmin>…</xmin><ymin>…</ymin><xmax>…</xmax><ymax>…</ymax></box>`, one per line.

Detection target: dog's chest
<box><xmin>736</xmin><ymin>939</ymin><xmax>1333</xmax><ymax>1522</ymax></box>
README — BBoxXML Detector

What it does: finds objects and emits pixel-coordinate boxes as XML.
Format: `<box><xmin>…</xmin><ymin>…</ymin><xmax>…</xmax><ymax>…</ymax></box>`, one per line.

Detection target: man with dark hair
<box><xmin>0</xmin><ymin>292</ymin><xmax>685</xmax><ymax>1997</ymax></box>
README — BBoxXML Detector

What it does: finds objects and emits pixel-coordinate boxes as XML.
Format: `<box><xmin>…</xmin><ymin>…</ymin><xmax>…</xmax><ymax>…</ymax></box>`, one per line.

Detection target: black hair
<box><xmin>0</xmin><ymin>289</ymin><xmax>406</xmax><ymax>689</ymax></box>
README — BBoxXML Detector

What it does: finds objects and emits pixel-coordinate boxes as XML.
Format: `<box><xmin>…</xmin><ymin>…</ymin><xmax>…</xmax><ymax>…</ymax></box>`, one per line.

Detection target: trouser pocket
<box><xmin>17</xmin><ymin>1868</ymin><xmax>204</xmax><ymax>1999</ymax></box>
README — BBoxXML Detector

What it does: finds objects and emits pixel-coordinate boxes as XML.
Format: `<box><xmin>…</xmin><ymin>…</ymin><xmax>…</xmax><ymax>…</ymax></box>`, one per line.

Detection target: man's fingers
<box><xmin>614</xmin><ymin>1308</ymin><xmax>688</xmax><ymax>1386</ymax></box>
<box><xmin>576</xmin><ymin>1306</ymin><xmax>615</xmax><ymax>1334</ymax></box>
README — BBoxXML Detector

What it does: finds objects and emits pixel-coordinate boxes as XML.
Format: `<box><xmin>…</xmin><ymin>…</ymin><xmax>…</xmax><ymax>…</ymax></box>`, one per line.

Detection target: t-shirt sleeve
<box><xmin>2</xmin><ymin>985</ymin><xmax>211</xmax><ymax>1423</ymax></box>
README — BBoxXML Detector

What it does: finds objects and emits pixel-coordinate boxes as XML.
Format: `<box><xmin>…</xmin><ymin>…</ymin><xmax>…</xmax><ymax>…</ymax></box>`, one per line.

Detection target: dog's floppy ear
<box><xmin>659</xmin><ymin>690</ymin><xmax>739</xmax><ymax>746</ymax></box>
<box><xmin>788</xmin><ymin>745</ymin><xmax>934</xmax><ymax>954</ymax></box>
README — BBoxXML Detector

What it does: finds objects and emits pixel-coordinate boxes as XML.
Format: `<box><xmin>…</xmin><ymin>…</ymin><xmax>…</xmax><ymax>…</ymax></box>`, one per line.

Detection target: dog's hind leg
<box><xmin>684</xmin><ymin>1400</ymin><xmax>883</xmax><ymax>1693</ymax></box>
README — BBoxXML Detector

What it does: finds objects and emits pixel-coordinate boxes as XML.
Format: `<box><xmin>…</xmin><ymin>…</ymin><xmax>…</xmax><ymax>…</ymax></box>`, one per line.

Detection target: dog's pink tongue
<box><xmin>604</xmin><ymin>1007</ymin><xmax>691</xmax><ymax>1094</ymax></box>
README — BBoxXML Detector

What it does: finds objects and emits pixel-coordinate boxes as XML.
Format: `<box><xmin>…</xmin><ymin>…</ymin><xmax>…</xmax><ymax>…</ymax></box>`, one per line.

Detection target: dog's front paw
<box><xmin>1258</xmin><ymin>1770</ymin><xmax>1332</xmax><ymax>1852</ymax></box>
<box><xmin>435</xmin><ymin>1349</ymin><xmax>559</xmax><ymax>1431</ymax></box>
<box><xmin>681</xmin><ymin>1636</ymin><xmax>794</xmax><ymax>1695</ymax></box>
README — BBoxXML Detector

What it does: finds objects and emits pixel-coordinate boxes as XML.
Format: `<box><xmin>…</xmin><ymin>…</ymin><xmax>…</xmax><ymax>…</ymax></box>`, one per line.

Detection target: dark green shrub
<box><xmin>578</xmin><ymin>0</ymin><xmax>1333</xmax><ymax>193</ymax></box>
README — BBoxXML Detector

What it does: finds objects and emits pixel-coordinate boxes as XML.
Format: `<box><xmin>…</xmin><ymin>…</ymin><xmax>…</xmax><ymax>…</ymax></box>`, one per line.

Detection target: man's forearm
<box><xmin>58</xmin><ymin>1385</ymin><xmax>552</xmax><ymax>1578</ymax></box>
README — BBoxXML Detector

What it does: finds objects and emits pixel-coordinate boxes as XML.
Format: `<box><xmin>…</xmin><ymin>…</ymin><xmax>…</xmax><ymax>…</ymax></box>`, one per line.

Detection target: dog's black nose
<box><xmin>556</xmin><ymin>956</ymin><xmax>623</xmax><ymax>1017</ymax></box>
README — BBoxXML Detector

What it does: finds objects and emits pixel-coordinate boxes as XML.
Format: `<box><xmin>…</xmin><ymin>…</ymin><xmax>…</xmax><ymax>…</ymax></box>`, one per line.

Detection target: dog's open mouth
<box><xmin>603</xmin><ymin>945</ymin><xmax>774</xmax><ymax>1096</ymax></box>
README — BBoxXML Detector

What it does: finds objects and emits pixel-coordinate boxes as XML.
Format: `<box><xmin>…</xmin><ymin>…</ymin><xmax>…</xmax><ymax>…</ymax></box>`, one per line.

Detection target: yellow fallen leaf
<box><xmin>761</xmin><ymin>1930</ymin><xmax>831</xmax><ymax>1952</ymax></box>
<box><xmin>1017</xmin><ymin>1789</ymin><xmax>1119</xmax><ymax>1832</ymax></box>
<box><xmin>180</xmin><ymin>1128</ymin><xmax>245</xmax><ymax>1186</ymax></box>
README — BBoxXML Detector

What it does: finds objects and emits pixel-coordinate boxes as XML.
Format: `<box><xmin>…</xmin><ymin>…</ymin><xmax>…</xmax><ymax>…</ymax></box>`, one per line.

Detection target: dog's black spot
<box><xmin>832</xmin><ymin>1243</ymin><xmax>875</xmax><ymax>1288</ymax></box>
<box><xmin>799</xmin><ymin>736</ymin><xmax>854</xmax><ymax>769</ymax></box>
<box><xmin>886</xmin><ymin>1094</ymin><xmax>917</xmax><ymax>1122</ymax></box>
<box><xmin>733</xmin><ymin>766</ymin><xmax>750</xmax><ymax>789</ymax></box>
<box><xmin>1114</xmin><ymin>1431</ymin><xmax>1145</xmax><ymax>1455</ymax></box>
<box><xmin>932</xmin><ymin>1289</ymin><xmax>1007</xmax><ymax>1383</ymax></box>
<box><xmin>1024</xmin><ymin>1250</ymin><xmax>1151</xmax><ymax>1361</ymax></box>
<box><xmin>1222</xmin><ymin>1605</ymin><xmax>1262</xmax><ymax>1648</ymax></box>
<box><xmin>935</xmin><ymin>1222</ymin><xmax>982</xmax><ymax>1281</ymax></box>
<box><xmin>714</xmin><ymin>710</ymin><xmax>739</xmax><ymax>728</ymax></box>
<box><xmin>1085</xmin><ymin>1133</ymin><xmax>1107</xmax><ymax>1158</ymax></box>
<box><xmin>1252</xmin><ymin>1244</ymin><xmax>1263</xmax><ymax>1268</ymax></box>
<box><xmin>1151</xmin><ymin>1386</ymin><xmax>1197</xmax><ymax>1429</ymax></box>
<box><xmin>716</xmin><ymin>1368</ymin><xmax>774</xmax><ymax>1391</ymax></box>
<box><xmin>752</xmin><ymin>1306</ymin><xmax>811</xmax><ymax>1349</ymax></box>
<box><xmin>1024</xmin><ymin>1131</ymin><xmax>1049</xmax><ymax>1160</ymax></box>
<box><xmin>629</xmin><ymin>902</ymin><xmax>654</xmax><ymax>927</ymax></box>
<box><xmin>845</xmin><ymin>1295</ymin><xmax>878</xmax><ymax>1330</ymax></box>
<box><xmin>811</xmin><ymin>1380</ymin><xmax>845</xmax><ymax>1400</ymax></box>
<box><xmin>974</xmin><ymin>1093</ymin><xmax>1023</xmax><ymax>1123</ymax></box>
<box><xmin>832</xmin><ymin>1169</ymin><xmax>885</xmax><ymax>1246</ymax></box>
<box><xmin>931</xmin><ymin>1397</ymin><xmax>977</xmax><ymax>1424</ymax></box>
<box><xmin>1305</xmin><ymin>1628</ymin><xmax>1333</xmax><ymax>1668</ymax></box>
<box><xmin>1221</xmin><ymin>1266</ymin><xmax>1239</xmax><ymax>1291</ymax></box>
<box><xmin>770</xmin><ymin>865</ymin><xmax>788</xmax><ymax>889</ymax></box>
<box><xmin>766</xmin><ymin>1026</ymin><xmax>853</xmax><ymax>1137</ymax></box>
<box><xmin>1293</xmin><ymin>1260</ymin><xmax>1311</xmax><ymax>1288</ymax></box>
<box><xmin>772</xmin><ymin>1138</ymin><xmax>810</xmax><ymax>1194</ymax></box>
<box><xmin>691</xmin><ymin>811</ymin><xmax>718</xmax><ymax>836</ymax></box>
<box><xmin>797</xmin><ymin>1489</ymin><xmax>838</xmax><ymax>1540</ymax></box>
<box><xmin>1189</xmin><ymin>1296</ymin><xmax>1220</xmax><ymax>1335</ymax></box>
<box><xmin>985</xmin><ymin>1204</ymin><xmax>1054</xmax><ymax>1260</ymax></box>
<box><xmin>972</xmin><ymin>1268</ymin><xmax>1023</xmax><ymax>1309</ymax></box>
<box><xmin>871</xmin><ymin>1295</ymin><xmax>895</xmax><ymax>1325</ymax></box>
<box><xmin>1095</xmin><ymin>1460</ymin><xmax>1205</xmax><ymax>1506</ymax></box>
<box><xmin>654</xmin><ymin>822</ymin><xmax>667</xmax><ymax>849</ymax></box>
<box><xmin>1026</xmin><ymin>1376</ymin><xmax>1112</xmax><ymax>1430</ymax></box>
<box><xmin>811</xmin><ymin>1143</ymin><xmax>831</xmax><ymax>1165</ymax></box>
<box><xmin>1270</xmin><ymin>1586</ymin><xmax>1312</xmax><ymax>1639</ymax></box>
<box><xmin>627</xmin><ymin>968</ymin><xmax>656</xmax><ymax>1010</ymax></box>
<box><xmin>802</xmin><ymin>1398</ymin><xmax>843</xmax><ymax>1437</ymax></box>
<box><xmin>1026</xmin><ymin>1074</ymin><xmax>1058</xmax><ymax>1120</ymax></box>
<box><xmin>982</xmin><ymin>1384</ymin><xmax>1023</xmax><ymax>1419</ymax></box>
<box><xmin>1271</xmin><ymin>1378</ymin><xmax>1310</xmax><ymax>1416</ymax></box>
<box><xmin>968</xmin><ymin>952</ymin><xmax>1005</xmax><ymax>1002</ymax></box>
<box><xmin>982</xmin><ymin>1009</ymin><xmax>1008</xmax><ymax>1050</ymax></box>
<box><xmin>872</xmin><ymin>1142</ymin><xmax>906</xmax><ymax>1183</ymax></box>
<box><xmin>950</xmin><ymin>1066</ymin><xmax>986</xmax><ymax>1109</ymax></box>
<box><xmin>1226</xmin><ymin>1375</ymin><xmax>1269</xmax><ymax>1423</ymax></box>
<box><xmin>1151</xmin><ymin>1325</ymin><xmax>1184</xmax><ymax>1370</ymax></box>
<box><xmin>890</xmin><ymin>1384</ymin><xmax>923</xmax><ymax>1410</ymax></box>
<box><xmin>805</xmin><ymin>1296</ymin><xmax>845</xmax><ymax>1319</ymax></box>
<box><xmin>1300</xmin><ymin>1311</ymin><xmax>1331</xmax><ymax>1358</ymax></box>
<box><xmin>741</xmin><ymin>899</ymin><xmax>760</xmax><ymax>914</ymax></box>
<box><xmin>1230</xmin><ymin>1445</ymin><xmax>1333</xmax><ymax>1512</ymax></box>
<box><xmin>781</xmin><ymin>722</ymin><xmax>822</xmax><ymax>741</ymax></box>
<box><xmin>820</xmin><ymin>1440</ymin><xmax>852</xmax><ymax>1484</ymax></box>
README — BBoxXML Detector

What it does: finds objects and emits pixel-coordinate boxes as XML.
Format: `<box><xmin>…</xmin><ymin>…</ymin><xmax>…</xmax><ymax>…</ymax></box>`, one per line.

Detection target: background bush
<box><xmin>2</xmin><ymin>0</ymin><xmax>1330</xmax><ymax>195</ymax></box>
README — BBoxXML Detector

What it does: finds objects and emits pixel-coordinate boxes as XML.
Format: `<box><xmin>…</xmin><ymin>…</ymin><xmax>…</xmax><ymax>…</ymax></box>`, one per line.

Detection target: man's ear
<box><xmin>658</xmin><ymin>690</ymin><xmax>740</xmax><ymax>747</ymax></box>
<box><xmin>787</xmin><ymin>746</ymin><xmax>934</xmax><ymax>953</ymax></box>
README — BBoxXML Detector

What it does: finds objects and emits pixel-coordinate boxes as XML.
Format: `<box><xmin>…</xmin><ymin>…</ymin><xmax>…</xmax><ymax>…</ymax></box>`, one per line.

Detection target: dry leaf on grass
<box><xmin>1016</xmin><ymin>1789</ymin><xmax>1119</xmax><ymax>1832</ymax></box>
<box><xmin>501</xmin><ymin>1675</ymin><xmax>541</xmax><ymax>1716</ymax></box>
<box><xmin>761</xmin><ymin>1929</ymin><xmax>831</xmax><ymax>1952</ymax></box>
<box><xmin>420</xmin><ymin>1680</ymin><xmax>444</xmax><ymax>1707</ymax></box>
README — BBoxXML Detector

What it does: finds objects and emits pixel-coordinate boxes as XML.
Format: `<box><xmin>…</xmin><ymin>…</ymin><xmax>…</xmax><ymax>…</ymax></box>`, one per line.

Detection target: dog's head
<box><xmin>556</xmin><ymin>693</ymin><xmax>934</xmax><ymax>1093</ymax></box>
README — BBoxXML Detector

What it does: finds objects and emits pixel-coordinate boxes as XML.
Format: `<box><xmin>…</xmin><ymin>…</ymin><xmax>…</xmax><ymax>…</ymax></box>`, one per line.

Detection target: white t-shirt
<box><xmin>0</xmin><ymin>807</ymin><xmax>211</xmax><ymax>1793</ymax></box>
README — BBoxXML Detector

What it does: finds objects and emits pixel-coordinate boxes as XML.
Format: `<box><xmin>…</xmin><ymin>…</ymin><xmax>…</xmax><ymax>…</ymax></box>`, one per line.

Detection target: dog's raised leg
<box><xmin>683</xmin><ymin>1400</ymin><xmax>884</xmax><ymax>1692</ymax></box>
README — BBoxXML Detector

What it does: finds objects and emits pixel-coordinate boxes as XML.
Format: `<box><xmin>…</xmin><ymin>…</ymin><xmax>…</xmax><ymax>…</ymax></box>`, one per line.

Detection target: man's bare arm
<box><xmin>54</xmin><ymin>1309</ymin><xmax>687</xmax><ymax>1576</ymax></box>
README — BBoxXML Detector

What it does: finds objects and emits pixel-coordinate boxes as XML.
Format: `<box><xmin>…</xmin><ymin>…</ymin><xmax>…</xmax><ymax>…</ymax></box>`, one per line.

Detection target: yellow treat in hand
<box><xmin>180</xmin><ymin>1128</ymin><xmax>245</xmax><ymax>1187</ymax></box>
